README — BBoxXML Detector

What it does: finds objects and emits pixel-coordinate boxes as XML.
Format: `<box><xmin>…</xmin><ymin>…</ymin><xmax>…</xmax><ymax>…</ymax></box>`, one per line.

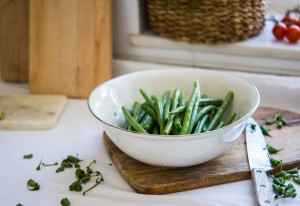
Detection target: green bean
<box><xmin>170</xmin><ymin>89</ymin><xmax>181</xmax><ymax>113</ymax></box>
<box><xmin>140</xmin><ymin>114</ymin><xmax>151</xmax><ymax>127</ymax></box>
<box><xmin>216</xmin><ymin>121</ymin><xmax>224</xmax><ymax>129</ymax></box>
<box><xmin>163</xmin><ymin>98</ymin><xmax>172</xmax><ymax>122</ymax></box>
<box><xmin>164</xmin><ymin>89</ymin><xmax>181</xmax><ymax>133</ymax></box>
<box><xmin>143</xmin><ymin>117</ymin><xmax>155</xmax><ymax>132</ymax></box>
<box><xmin>128</xmin><ymin>102</ymin><xmax>142</xmax><ymax>130</ymax></box>
<box><xmin>163</xmin><ymin>119</ymin><xmax>173</xmax><ymax>135</ymax></box>
<box><xmin>171</xmin><ymin>126</ymin><xmax>180</xmax><ymax>135</ymax></box>
<box><xmin>224</xmin><ymin>112</ymin><xmax>237</xmax><ymax>126</ymax></box>
<box><xmin>194</xmin><ymin>114</ymin><xmax>209</xmax><ymax>134</ymax></box>
<box><xmin>194</xmin><ymin>105</ymin><xmax>217</xmax><ymax>124</ymax></box>
<box><xmin>123</xmin><ymin>109</ymin><xmax>133</xmax><ymax>129</ymax></box>
<box><xmin>162</xmin><ymin>90</ymin><xmax>170</xmax><ymax>107</ymax></box>
<box><xmin>207</xmin><ymin>91</ymin><xmax>234</xmax><ymax>131</ymax></box>
<box><xmin>178</xmin><ymin>89</ymin><xmax>186</xmax><ymax>106</ymax></box>
<box><xmin>153</xmin><ymin>95</ymin><xmax>165</xmax><ymax>134</ymax></box>
<box><xmin>152</xmin><ymin>125</ymin><xmax>159</xmax><ymax>134</ymax></box>
<box><xmin>173</xmin><ymin>90</ymin><xmax>186</xmax><ymax>130</ymax></box>
<box><xmin>187</xmin><ymin>94</ymin><xmax>200</xmax><ymax>134</ymax></box>
<box><xmin>122</xmin><ymin>106</ymin><xmax>147</xmax><ymax>133</ymax></box>
<box><xmin>180</xmin><ymin>80</ymin><xmax>200</xmax><ymax>135</ymax></box>
<box><xmin>139</xmin><ymin>88</ymin><xmax>156</xmax><ymax>110</ymax></box>
<box><xmin>141</xmin><ymin>103</ymin><xmax>158</xmax><ymax>123</ymax></box>
<box><xmin>174</xmin><ymin>114</ymin><xmax>183</xmax><ymax>130</ymax></box>
<box><xmin>136</xmin><ymin>110</ymin><xmax>146</xmax><ymax>123</ymax></box>
<box><xmin>168</xmin><ymin>105</ymin><xmax>186</xmax><ymax>115</ymax></box>
<box><xmin>198</xmin><ymin>98</ymin><xmax>223</xmax><ymax>107</ymax></box>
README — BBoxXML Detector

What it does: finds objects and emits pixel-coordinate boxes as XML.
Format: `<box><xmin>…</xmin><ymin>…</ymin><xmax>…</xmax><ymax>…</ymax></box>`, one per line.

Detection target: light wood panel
<box><xmin>0</xmin><ymin>0</ymin><xmax>29</xmax><ymax>82</ymax></box>
<box><xmin>29</xmin><ymin>0</ymin><xmax>112</xmax><ymax>98</ymax></box>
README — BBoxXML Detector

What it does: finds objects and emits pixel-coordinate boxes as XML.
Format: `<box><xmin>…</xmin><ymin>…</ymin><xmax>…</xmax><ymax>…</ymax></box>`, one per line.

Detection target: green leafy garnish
<box><xmin>56</xmin><ymin>154</ymin><xmax>83</xmax><ymax>173</ymax></box>
<box><xmin>266</xmin><ymin>143</ymin><xmax>283</xmax><ymax>154</ymax></box>
<box><xmin>42</xmin><ymin>162</ymin><xmax>58</xmax><ymax>167</ymax></box>
<box><xmin>260</xmin><ymin>124</ymin><xmax>271</xmax><ymax>136</ymax></box>
<box><xmin>36</xmin><ymin>158</ymin><xmax>43</xmax><ymax>170</ymax></box>
<box><xmin>27</xmin><ymin>179</ymin><xmax>40</xmax><ymax>191</ymax></box>
<box><xmin>23</xmin><ymin>154</ymin><xmax>33</xmax><ymax>159</ymax></box>
<box><xmin>60</xmin><ymin>198</ymin><xmax>71</xmax><ymax>206</ymax></box>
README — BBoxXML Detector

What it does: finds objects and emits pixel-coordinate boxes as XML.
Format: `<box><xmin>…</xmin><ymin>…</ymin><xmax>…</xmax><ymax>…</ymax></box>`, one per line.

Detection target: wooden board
<box><xmin>0</xmin><ymin>0</ymin><xmax>29</xmax><ymax>82</ymax></box>
<box><xmin>29</xmin><ymin>0</ymin><xmax>112</xmax><ymax>98</ymax></box>
<box><xmin>104</xmin><ymin>107</ymin><xmax>300</xmax><ymax>194</ymax></box>
<box><xmin>0</xmin><ymin>94</ymin><xmax>67</xmax><ymax>130</ymax></box>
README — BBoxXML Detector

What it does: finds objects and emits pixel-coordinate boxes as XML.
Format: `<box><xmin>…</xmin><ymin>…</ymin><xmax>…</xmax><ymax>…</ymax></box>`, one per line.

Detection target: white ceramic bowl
<box><xmin>88</xmin><ymin>69</ymin><xmax>260</xmax><ymax>167</ymax></box>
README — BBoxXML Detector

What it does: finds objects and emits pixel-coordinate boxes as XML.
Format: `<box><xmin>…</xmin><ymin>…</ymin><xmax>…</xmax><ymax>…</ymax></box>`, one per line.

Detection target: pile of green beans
<box><xmin>121</xmin><ymin>80</ymin><xmax>236</xmax><ymax>135</ymax></box>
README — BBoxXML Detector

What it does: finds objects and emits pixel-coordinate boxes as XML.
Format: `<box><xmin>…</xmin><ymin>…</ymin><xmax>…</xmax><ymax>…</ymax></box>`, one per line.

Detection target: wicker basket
<box><xmin>147</xmin><ymin>0</ymin><xmax>267</xmax><ymax>44</ymax></box>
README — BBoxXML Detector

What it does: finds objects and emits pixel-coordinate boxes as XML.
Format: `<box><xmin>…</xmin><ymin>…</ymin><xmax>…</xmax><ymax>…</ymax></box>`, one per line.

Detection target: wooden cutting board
<box><xmin>0</xmin><ymin>94</ymin><xmax>67</xmax><ymax>130</ymax></box>
<box><xmin>29</xmin><ymin>0</ymin><xmax>112</xmax><ymax>98</ymax></box>
<box><xmin>0</xmin><ymin>0</ymin><xmax>29</xmax><ymax>82</ymax></box>
<box><xmin>103</xmin><ymin>107</ymin><xmax>300</xmax><ymax>194</ymax></box>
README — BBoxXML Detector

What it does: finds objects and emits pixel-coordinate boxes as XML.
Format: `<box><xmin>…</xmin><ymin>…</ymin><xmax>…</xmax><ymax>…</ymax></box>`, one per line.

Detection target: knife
<box><xmin>246</xmin><ymin>117</ymin><xmax>276</xmax><ymax>206</ymax></box>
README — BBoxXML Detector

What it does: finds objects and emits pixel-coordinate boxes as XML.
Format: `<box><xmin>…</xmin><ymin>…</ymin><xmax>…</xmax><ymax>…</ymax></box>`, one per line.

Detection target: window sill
<box><xmin>128</xmin><ymin>15</ymin><xmax>300</xmax><ymax>76</ymax></box>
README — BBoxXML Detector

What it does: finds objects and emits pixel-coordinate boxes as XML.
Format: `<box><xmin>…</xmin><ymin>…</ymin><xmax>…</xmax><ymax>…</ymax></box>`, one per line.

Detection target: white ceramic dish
<box><xmin>88</xmin><ymin>69</ymin><xmax>260</xmax><ymax>167</ymax></box>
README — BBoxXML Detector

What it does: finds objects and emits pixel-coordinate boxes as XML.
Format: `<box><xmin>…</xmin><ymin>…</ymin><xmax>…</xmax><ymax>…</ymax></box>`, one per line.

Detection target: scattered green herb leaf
<box><xmin>286</xmin><ymin>167</ymin><xmax>299</xmax><ymax>175</ymax></box>
<box><xmin>27</xmin><ymin>179</ymin><xmax>40</xmax><ymax>191</ymax></box>
<box><xmin>56</xmin><ymin>166</ymin><xmax>65</xmax><ymax>173</ymax></box>
<box><xmin>36</xmin><ymin>158</ymin><xmax>43</xmax><ymax>170</ymax></box>
<box><xmin>83</xmin><ymin>177</ymin><xmax>104</xmax><ymax>196</ymax></box>
<box><xmin>270</xmin><ymin>158</ymin><xmax>282</xmax><ymax>168</ymax></box>
<box><xmin>266</xmin><ymin>143</ymin><xmax>283</xmax><ymax>154</ymax></box>
<box><xmin>260</xmin><ymin>124</ymin><xmax>271</xmax><ymax>136</ymax></box>
<box><xmin>249</xmin><ymin>123</ymin><xmax>256</xmax><ymax>132</ymax></box>
<box><xmin>61</xmin><ymin>198</ymin><xmax>71</xmax><ymax>206</ymax></box>
<box><xmin>42</xmin><ymin>162</ymin><xmax>58</xmax><ymax>167</ymax></box>
<box><xmin>23</xmin><ymin>154</ymin><xmax>33</xmax><ymax>159</ymax></box>
<box><xmin>265</xmin><ymin>118</ymin><xmax>275</xmax><ymax>125</ymax></box>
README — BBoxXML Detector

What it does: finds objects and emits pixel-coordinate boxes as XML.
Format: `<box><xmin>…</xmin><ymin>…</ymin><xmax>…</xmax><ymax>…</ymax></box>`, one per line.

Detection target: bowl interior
<box><xmin>88</xmin><ymin>69</ymin><xmax>259</xmax><ymax>134</ymax></box>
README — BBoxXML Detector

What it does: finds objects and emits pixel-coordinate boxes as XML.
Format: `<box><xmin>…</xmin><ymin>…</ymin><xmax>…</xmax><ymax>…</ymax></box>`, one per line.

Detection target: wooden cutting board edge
<box><xmin>103</xmin><ymin>107</ymin><xmax>300</xmax><ymax>195</ymax></box>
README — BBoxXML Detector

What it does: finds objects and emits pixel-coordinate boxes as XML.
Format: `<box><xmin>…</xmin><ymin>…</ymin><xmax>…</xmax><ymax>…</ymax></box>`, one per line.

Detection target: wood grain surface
<box><xmin>0</xmin><ymin>0</ymin><xmax>29</xmax><ymax>82</ymax></box>
<box><xmin>104</xmin><ymin>107</ymin><xmax>300</xmax><ymax>194</ymax></box>
<box><xmin>29</xmin><ymin>0</ymin><xmax>112</xmax><ymax>98</ymax></box>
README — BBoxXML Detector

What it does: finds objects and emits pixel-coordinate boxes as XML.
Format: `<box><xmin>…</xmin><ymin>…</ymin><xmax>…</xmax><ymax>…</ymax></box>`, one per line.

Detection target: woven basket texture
<box><xmin>147</xmin><ymin>0</ymin><xmax>267</xmax><ymax>44</ymax></box>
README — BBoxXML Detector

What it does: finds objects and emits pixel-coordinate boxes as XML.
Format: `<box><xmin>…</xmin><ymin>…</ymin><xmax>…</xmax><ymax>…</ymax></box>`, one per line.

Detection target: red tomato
<box><xmin>272</xmin><ymin>22</ymin><xmax>287</xmax><ymax>40</ymax></box>
<box><xmin>294</xmin><ymin>19</ymin><xmax>300</xmax><ymax>27</ymax></box>
<box><xmin>286</xmin><ymin>25</ymin><xmax>300</xmax><ymax>43</ymax></box>
<box><xmin>281</xmin><ymin>16</ymin><xmax>297</xmax><ymax>25</ymax></box>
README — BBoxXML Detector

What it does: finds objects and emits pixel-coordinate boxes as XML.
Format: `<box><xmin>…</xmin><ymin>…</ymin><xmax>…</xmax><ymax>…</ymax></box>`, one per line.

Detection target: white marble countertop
<box><xmin>1</xmin><ymin>62</ymin><xmax>300</xmax><ymax>206</ymax></box>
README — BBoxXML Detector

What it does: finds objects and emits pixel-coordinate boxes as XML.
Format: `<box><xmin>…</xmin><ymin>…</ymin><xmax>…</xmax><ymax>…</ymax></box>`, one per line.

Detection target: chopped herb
<box><xmin>42</xmin><ymin>162</ymin><xmax>58</xmax><ymax>167</ymax></box>
<box><xmin>56</xmin><ymin>154</ymin><xmax>83</xmax><ymax>173</ymax></box>
<box><xmin>23</xmin><ymin>154</ymin><xmax>33</xmax><ymax>159</ymax></box>
<box><xmin>260</xmin><ymin>124</ymin><xmax>271</xmax><ymax>136</ymax></box>
<box><xmin>66</xmin><ymin>155</ymin><xmax>82</xmax><ymax>164</ymax></box>
<box><xmin>83</xmin><ymin>177</ymin><xmax>104</xmax><ymax>196</ymax></box>
<box><xmin>69</xmin><ymin>160</ymin><xmax>104</xmax><ymax>195</ymax></box>
<box><xmin>61</xmin><ymin>198</ymin><xmax>71</xmax><ymax>206</ymax></box>
<box><xmin>270</xmin><ymin>158</ymin><xmax>282</xmax><ymax>168</ymax></box>
<box><xmin>36</xmin><ymin>158</ymin><xmax>43</xmax><ymax>170</ymax></box>
<box><xmin>56</xmin><ymin>166</ymin><xmax>65</xmax><ymax>173</ymax></box>
<box><xmin>265</xmin><ymin>118</ymin><xmax>275</xmax><ymax>125</ymax></box>
<box><xmin>27</xmin><ymin>179</ymin><xmax>40</xmax><ymax>191</ymax></box>
<box><xmin>266</xmin><ymin>143</ymin><xmax>283</xmax><ymax>154</ymax></box>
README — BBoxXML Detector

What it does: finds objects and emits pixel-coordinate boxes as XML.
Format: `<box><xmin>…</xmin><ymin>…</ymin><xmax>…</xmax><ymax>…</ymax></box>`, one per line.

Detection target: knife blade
<box><xmin>246</xmin><ymin>117</ymin><xmax>275</xmax><ymax>206</ymax></box>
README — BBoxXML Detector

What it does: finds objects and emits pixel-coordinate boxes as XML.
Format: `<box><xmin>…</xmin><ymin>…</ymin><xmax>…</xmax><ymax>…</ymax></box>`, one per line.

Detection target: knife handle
<box><xmin>251</xmin><ymin>168</ymin><xmax>275</xmax><ymax>206</ymax></box>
